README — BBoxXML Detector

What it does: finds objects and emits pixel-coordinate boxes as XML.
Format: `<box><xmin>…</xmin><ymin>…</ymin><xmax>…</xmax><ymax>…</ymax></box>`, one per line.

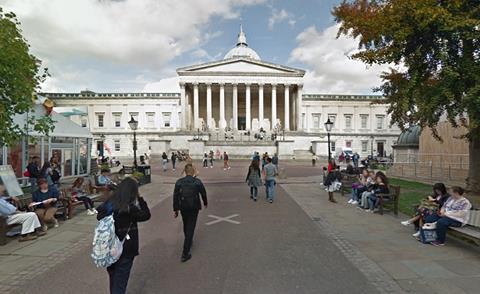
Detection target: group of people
<box><xmin>26</xmin><ymin>156</ymin><xmax>61</xmax><ymax>191</ymax></box>
<box><xmin>246</xmin><ymin>152</ymin><xmax>278</xmax><ymax>203</ymax></box>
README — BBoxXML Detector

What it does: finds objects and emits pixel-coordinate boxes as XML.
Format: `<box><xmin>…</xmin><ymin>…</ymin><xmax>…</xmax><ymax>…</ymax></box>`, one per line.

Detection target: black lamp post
<box><xmin>370</xmin><ymin>135</ymin><xmax>374</xmax><ymax>158</ymax></box>
<box><xmin>324</xmin><ymin>118</ymin><xmax>334</xmax><ymax>161</ymax></box>
<box><xmin>128</xmin><ymin>116</ymin><xmax>138</xmax><ymax>168</ymax></box>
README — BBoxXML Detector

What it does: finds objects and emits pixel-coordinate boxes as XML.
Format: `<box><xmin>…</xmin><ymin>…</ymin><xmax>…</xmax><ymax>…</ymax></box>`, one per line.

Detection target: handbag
<box><xmin>419</xmin><ymin>227</ymin><xmax>437</xmax><ymax>244</ymax></box>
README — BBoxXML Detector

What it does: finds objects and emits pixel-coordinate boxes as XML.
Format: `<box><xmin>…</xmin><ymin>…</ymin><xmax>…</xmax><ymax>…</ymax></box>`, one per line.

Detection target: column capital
<box><xmin>179</xmin><ymin>82</ymin><xmax>186</xmax><ymax>88</ymax></box>
<box><xmin>218</xmin><ymin>82</ymin><xmax>225</xmax><ymax>87</ymax></box>
<box><xmin>192</xmin><ymin>82</ymin><xmax>199</xmax><ymax>87</ymax></box>
<box><xmin>232</xmin><ymin>83</ymin><xmax>238</xmax><ymax>88</ymax></box>
<box><xmin>257</xmin><ymin>82</ymin><xmax>264</xmax><ymax>87</ymax></box>
<box><xmin>244</xmin><ymin>82</ymin><xmax>251</xmax><ymax>87</ymax></box>
<box><xmin>206</xmin><ymin>83</ymin><xmax>212</xmax><ymax>89</ymax></box>
<box><xmin>297</xmin><ymin>84</ymin><xmax>304</xmax><ymax>89</ymax></box>
<box><xmin>284</xmin><ymin>83</ymin><xmax>290</xmax><ymax>88</ymax></box>
<box><xmin>271</xmin><ymin>83</ymin><xmax>277</xmax><ymax>89</ymax></box>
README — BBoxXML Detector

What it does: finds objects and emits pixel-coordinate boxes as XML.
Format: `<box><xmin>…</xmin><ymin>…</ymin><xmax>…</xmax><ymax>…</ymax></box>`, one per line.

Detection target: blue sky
<box><xmin>0</xmin><ymin>0</ymin><xmax>387</xmax><ymax>94</ymax></box>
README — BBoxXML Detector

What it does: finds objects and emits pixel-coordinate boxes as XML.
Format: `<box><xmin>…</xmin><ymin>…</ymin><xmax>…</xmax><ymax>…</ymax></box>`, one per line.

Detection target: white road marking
<box><xmin>205</xmin><ymin>214</ymin><xmax>240</xmax><ymax>226</ymax></box>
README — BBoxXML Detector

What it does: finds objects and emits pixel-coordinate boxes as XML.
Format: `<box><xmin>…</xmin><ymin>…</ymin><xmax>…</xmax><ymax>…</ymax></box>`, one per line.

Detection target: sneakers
<box><xmin>19</xmin><ymin>234</ymin><xmax>38</xmax><ymax>242</ymax></box>
<box><xmin>430</xmin><ymin>241</ymin><xmax>445</xmax><ymax>247</ymax></box>
<box><xmin>181</xmin><ymin>253</ymin><xmax>192</xmax><ymax>263</ymax></box>
<box><xmin>412</xmin><ymin>231</ymin><xmax>421</xmax><ymax>240</ymax></box>
<box><xmin>351</xmin><ymin>200</ymin><xmax>358</xmax><ymax>205</ymax></box>
<box><xmin>87</xmin><ymin>209</ymin><xmax>95</xmax><ymax>216</ymax></box>
<box><xmin>36</xmin><ymin>230</ymin><xmax>47</xmax><ymax>237</ymax></box>
<box><xmin>401</xmin><ymin>220</ymin><xmax>411</xmax><ymax>226</ymax></box>
<box><xmin>53</xmin><ymin>219</ymin><xmax>59</xmax><ymax>228</ymax></box>
<box><xmin>348</xmin><ymin>199</ymin><xmax>353</xmax><ymax>204</ymax></box>
<box><xmin>41</xmin><ymin>224</ymin><xmax>48</xmax><ymax>232</ymax></box>
<box><xmin>268</xmin><ymin>199</ymin><xmax>273</xmax><ymax>204</ymax></box>
<box><xmin>93</xmin><ymin>208</ymin><xmax>98</xmax><ymax>214</ymax></box>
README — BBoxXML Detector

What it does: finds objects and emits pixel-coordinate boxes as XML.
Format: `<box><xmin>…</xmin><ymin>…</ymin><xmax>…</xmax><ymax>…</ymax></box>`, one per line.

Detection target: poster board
<box><xmin>0</xmin><ymin>165</ymin><xmax>24</xmax><ymax>197</ymax></box>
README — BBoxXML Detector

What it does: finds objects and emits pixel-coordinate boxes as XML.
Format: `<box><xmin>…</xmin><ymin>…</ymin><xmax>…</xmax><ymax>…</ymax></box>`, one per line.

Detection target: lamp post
<box><xmin>324</xmin><ymin>118</ymin><xmax>334</xmax><ymax>161</ymax></box>
<box><xmin>128</xmin><ymin>116</ymin><xmax>138</xmax><ymax>169</ymax></box>
<box><xmin>370</xmin><ymin>135</ymin><xmax>374</xmax><ymax>158</ymax></box>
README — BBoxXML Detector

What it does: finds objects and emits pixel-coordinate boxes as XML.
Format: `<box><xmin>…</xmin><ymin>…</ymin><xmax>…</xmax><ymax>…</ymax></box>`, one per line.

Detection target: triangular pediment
<box><xmin>177</xmin><ymin>57</ymin><xmax>305</xmax><ymax>76</ymax></box>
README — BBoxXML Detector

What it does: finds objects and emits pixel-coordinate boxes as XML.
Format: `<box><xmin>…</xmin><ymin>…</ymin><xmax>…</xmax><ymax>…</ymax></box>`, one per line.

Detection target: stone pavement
<box><xmin>0</xmin><ymin>174</ymin><xmax>172</xmax><ymax>294</ymax></box>
<box><xmin>281</xmin><ymin>183</ymin><xmax>480</xmax><ymax>294</ymax></box>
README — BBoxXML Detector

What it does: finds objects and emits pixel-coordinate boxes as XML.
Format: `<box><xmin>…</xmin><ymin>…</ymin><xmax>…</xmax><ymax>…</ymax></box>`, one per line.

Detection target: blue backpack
<box><xmin>91</xmin><ymin>214</ymin><xmax>124</xmax><ymax>267</ymax></box>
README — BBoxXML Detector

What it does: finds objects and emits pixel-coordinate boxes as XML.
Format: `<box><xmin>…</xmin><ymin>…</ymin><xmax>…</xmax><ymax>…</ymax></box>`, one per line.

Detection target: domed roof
<box><xmin>224</xmin><ymin>25</ymin><xmax>261</xmax><ymax>60</ymax></box>
<box><xmin>396</xmin><ymin>125</ymin><xmax>421</xmax><ymax>146</ymax></box>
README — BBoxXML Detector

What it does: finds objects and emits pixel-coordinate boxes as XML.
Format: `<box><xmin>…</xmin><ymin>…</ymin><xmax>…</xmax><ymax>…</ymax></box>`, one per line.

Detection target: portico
<box><xmin>177</xmin><ymin>27</ymin><xmax>305</xmax><ymax>132</ymax></box>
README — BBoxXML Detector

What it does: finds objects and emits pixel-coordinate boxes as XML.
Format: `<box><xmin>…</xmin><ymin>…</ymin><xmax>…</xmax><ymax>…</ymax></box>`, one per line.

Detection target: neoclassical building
<box><xmin>45</xmin><ymin>27</ymin><xmax>401</xmax><ymax>159</ymax></box>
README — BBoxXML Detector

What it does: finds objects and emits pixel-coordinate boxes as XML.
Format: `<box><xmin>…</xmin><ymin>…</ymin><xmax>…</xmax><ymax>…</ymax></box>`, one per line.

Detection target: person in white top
<box><xmin>424</xmin><ymin>186</ymin><xmax>472</xmax><ymax>246</ymax></box>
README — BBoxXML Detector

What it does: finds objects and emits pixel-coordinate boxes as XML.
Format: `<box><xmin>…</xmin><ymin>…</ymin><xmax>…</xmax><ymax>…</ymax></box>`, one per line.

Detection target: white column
<box><xmin>193</xmin><ymin>83</ymin><xmax>199</xmax><ymax>130</ymax></box>
<box><xmin>245</xmin><ymin>83</ymin><xmax>251</xmax><ymax>130</ymax></box>
<box><xmin>296</xmin><ymin>84</ymin><xmax>303</xmax><ymax>131</ymax></box>
<box><xmin>180</xmin><ymin>83</ymin><xmax>186</xmax><ymax>129</ymax></box>
<box><xmin>233</xmin><ymin>83</ymin><xmax>238</xmax><ymax>130</ymax></box>
<box><xmin>284</xmin><ymin>84</ymin><xmax>290</xmax><ymax>131</ymax></box>
<box><xmin>271</xmin><ymin>84</ymin><xmax>277</xmax><ymax>130</ymax></box>
<box><xmin>219</xmin><ymin>83</ymin><xmax>226</xmax><ymax>129</ymax></box>
<box><xmin>259</xmin><ymin>83</ymin><xmax>264</xmax><ymax>128</ymax></box>
<box><xmin>206</xmin><ymin>83</ymin><xmax>212</xmax><ymax>128</ymax></box>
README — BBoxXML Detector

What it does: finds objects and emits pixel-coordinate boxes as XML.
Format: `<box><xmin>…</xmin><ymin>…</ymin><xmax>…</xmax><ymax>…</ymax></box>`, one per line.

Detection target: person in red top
<box><xmin>327</xmin><ymin>159</ymin><xmax>336</xmax><ymax>173</ymax></box>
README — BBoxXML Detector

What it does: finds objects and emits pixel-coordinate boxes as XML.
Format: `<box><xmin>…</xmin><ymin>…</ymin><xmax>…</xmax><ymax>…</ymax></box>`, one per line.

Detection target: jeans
<box><xmin>172</xmin><ymin>160</ymin><xmax>176</xmax><ymax>170</ymax></box>
<box><xmin>107</xmin><ymin>255</ymin><xmax>135</xmax><ymax>294</ymax></box>
<box><xmin>181</xmin><ymin>210</ymin><xmax>199</xmax><ymax>256</ymax></box>
<box><xmin>77</xmin><ymin>196</ymin><xmax>94</xmax><ymax>210</ymax></box>
<box><xmin>359</xmin><ymin>192</ymin><xmax>373</xmax><ymax>208</ymax></box>
<box><xmin>265</xmin><ymin>179</ymin><xmax>275</xmax><ymax>201</ymax></box>
<box><xmin>367</xmin><ymin>194</ymin><xmax>378</xmax><ymax>211</ymax></box>
<box><xmin>424</xmin><ymin>215</ymin><xmax>462</xmax><ymax>243</ymax></box>
<box><xmin>250</xmin><ymin>186</ymin><xmax>258</xmax><ymax>199</ymax></box>
<box><xmin>162</xmin><ymin>159</ymin><xmax>167</xmax><ymax>171</ymax></box>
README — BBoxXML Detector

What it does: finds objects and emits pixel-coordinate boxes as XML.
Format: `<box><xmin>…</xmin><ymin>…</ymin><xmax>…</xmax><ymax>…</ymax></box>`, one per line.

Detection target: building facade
<box><xmin>44</xmin><ymin>27</ymin><xmax>401</xmax><ymax>159</ymax></box>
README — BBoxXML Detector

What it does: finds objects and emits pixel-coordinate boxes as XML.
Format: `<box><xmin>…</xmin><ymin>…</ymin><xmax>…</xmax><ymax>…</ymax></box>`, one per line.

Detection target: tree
<box><xmin>0</xmin><ymin>7</ymin><xmax>53</xmax><ymax>146</ymax></box>
<box><xmin>333</xmin><ymin>0</ymin><xmax>480</xmax><ymax>197</ymax></box>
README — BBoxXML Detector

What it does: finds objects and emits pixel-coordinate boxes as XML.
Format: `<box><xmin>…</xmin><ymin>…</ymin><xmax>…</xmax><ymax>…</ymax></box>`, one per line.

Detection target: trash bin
<box><xmin>137</xmin><ymin>165</ymin><xmax>151</xmax><ymax>184</ymax></box>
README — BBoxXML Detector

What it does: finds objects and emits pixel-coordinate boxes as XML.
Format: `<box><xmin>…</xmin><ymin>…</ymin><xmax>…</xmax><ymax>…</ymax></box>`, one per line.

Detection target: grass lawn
<box><xmin>389</xmin><ymin>178</ymin><xmax>432</xmax><ymax>215</ymax></box>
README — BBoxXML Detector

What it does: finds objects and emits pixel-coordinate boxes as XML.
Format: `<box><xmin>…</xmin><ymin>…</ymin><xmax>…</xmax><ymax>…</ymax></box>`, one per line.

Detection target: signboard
<box><xmin>0</xmin><ymin>165</ymin><xmax>24</xmax><ymax>197</ymax></box>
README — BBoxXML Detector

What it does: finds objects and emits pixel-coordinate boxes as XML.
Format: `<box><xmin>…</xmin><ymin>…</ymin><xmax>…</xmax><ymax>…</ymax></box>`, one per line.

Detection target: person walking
<box><xmin>26</xmin><ymin>156</ymin><xmax>41</xmax><ymax>190</ymax></box>
<box><xmin>245</xmin><ymin>160</ymin><xmax>262</xmax><ymax>201</ymax></box>
<box><xmin>223</xmin><ymin>152</ymin><xmax>230</xmax><ymax>170</ymax></box>
<box><xmin>272</xmin><ymin>153</ymin><xmax>279</xmax><ymax>168</ymax></box>
<box><xmin>209</xmin><ymin>150</ymin><xmax>214</xmax><ymax>168</ymax></box>
<box><xmin>202</xmin><ymin>153</ymin><xmax>208</xmax><ymax>168</ymax></box>
<box><xmin>162</xmin><ymin>152</ymin><xmax>168</xmax><ymax>172</ymax></box>
<box><xmin>173</xmin><ymin>164</ymin><xmax>208</xmax><ymax>262</ymax></box>
<box><xmin>263</xmin><ymin>157</ymin><xmax>278</xmax><ymax>204</ymax></box>
<box><xmin>96</xmin><ymin>177</ymin><xmax>151</xmax><ymax>294</ymax></box>
<box><xmin>171</xmin><ymin>152</ymin><xmax>177</xmax><ymax>171</ymax></box>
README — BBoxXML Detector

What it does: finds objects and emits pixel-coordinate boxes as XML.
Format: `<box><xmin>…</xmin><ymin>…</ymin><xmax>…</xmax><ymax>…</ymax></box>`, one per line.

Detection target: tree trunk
<box><xmin>467</xmin><ymin>132</ymin><xmax>480</xmax><ymax>208</ymax></box>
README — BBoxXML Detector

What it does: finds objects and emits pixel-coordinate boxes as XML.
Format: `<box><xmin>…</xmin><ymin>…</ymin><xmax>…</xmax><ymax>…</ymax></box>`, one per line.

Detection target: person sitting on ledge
<box><xmin>0</xmin><ymin>181</ymin><xmax>46</xmax><ymax>242</ymax></box>
<box><xmin>401</xmin><ymin>182</ymin><xmax>450</xmax><ymax>239</ymax></box>
<box><xmin>423</xmin><ymin>186</ymin><xmax>472</xmax><ymax>246</ymax></box>
<box><xmin>30</xmin><ymin>178</ymin><xmax>60</xmax><ymax>231</ymax></box>
<box><xmin>72</xmin><ymin>177</ymin><xmax>97</xmax><ymax>216</ymax></box>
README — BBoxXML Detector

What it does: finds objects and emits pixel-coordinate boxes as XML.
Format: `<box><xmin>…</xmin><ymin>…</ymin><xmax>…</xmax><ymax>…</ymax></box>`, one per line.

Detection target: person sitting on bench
<box><xmin>31</xmin><ymin>178</ymin><xmax>60</xmax><ymax>231</ymax></box>
<box><xmin>97</xmin><ymin>168</ymin><xmax>113</xmax><ymax>186</ymax></box>
<box><xmin>72</xmin><ymin>177</ymin><xmax>97</xmax><ymax>216</ymax></box>
<box><xmin>0</xmin><ymin>181</ymin><xmax>45</xmax><ymax>242</ymax></box>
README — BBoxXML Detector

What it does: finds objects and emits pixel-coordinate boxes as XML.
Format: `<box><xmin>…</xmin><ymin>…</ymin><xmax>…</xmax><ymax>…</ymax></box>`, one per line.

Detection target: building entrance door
<box><xmin>377</xmin><ymin>142</ymin><xmax>385</xmax><ymax>157</ymax></box>
<box><xmin>51</xmin><ymin>148</ymin><xmax>73</xmax><ymax>177</ymax></box>
<box><xmin>238</xmin><ymin>117</ymin><xmax>246</xmax><ymax>130</ymax></box>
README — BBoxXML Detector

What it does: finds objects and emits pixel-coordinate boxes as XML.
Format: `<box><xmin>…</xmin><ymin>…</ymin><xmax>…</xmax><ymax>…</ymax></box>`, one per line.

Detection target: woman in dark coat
<box><xmin>246</xmin><ymin>160</ymin><xmax>262</xmax><ymax>201</ymax></box>
<box><xmin>97</xmin><ymin>177</ymin><xmax>151</xmax><ymax>294</ymax></box>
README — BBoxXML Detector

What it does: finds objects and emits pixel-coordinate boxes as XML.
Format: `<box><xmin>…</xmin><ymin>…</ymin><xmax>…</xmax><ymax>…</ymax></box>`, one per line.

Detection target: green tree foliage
<box><xmin>333</xmin><ymin>0</ymin><xmax>480</xmax><ymax>193</ymax></box>
<box><xmin>0</xmin><ymin>7</ymin><xmax>53</xmax><ymax>146</ymax></box>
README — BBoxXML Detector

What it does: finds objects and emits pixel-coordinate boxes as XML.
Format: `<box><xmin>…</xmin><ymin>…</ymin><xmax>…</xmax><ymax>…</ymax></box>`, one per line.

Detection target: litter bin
<box><xmin>137</xmin><ymin>165</ymin><xmax>151</xmax><ymax>184</ymax></box>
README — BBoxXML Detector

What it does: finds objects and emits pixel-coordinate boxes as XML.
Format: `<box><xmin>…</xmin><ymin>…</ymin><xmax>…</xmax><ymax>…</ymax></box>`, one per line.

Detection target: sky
<box><xmin>0</xmin><ymin>0</ymin><xmax>389</xmax><ymax>94</ymax></box>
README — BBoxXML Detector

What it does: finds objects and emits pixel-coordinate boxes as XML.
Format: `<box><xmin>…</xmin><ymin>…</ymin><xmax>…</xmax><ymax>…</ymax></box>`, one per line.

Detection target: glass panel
<box><xmin>63</xmin><ymin>149</ymin><xmax>73</xmax><ymax>177</ymax></box>
<box><xmin>79</xmin><ymin>139</ymin><xmax>88</xmax><ymax>175</ymax></box>
<box><xmin>7</xmin><ymin>142</ymin><xmax>23</xmax><ymax>178</ymax></box>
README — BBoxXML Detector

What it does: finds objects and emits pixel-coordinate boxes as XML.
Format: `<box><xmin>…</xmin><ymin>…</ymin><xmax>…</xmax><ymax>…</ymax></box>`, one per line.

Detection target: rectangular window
<box><xmin>331</xmin><ymin>141</ymin><xmax>336</xmax><ymax>152</ymax></box>
<box><xmin>146</xmin><ymin>112</ymin><xmax>155</xmax><ymax>128</ymax></box>
<box><xmin>360</xmin><ymin>115</ymin><xmax>368</xmax><ymax>129</ymax></box>
<box><xmin>96</xmin><ymin>113</ymin><xmax>104</xmax><ymax>128</ymax></box>
<box><xmin>114</xmin><ymin>140</ymin><xmax>120</xmax><ymax>152</ymax></box>
<box><xmin>81</xmin><ymin>117</ymin><xmax>87</xmax><ymax>128</ymax></box>
<box><xmin>346</xmin><ymin>141</ymin><xmax>352</xmax><ymax>148</ymax></box>
<box><xmin>376</xmin><ymin>115</ymin><xmax>385</xmax><ymax>129</ymax></box>
<box><xmin>361</xmin><ymin>141</ymin><xmax>368</xmax><ymax>152</ymax></box>
<box><xmin>345</xmin><ymin>114</ymin><xmax>352</xmax><ymax>129</ymax></box>
<box><xmin>162</xmin><ymin>112</ymin><xmax>171</xmax><ymax>127</ymax></box>
<box><xmin>113</xmin><ymin>112</ymin><xmax>121</xmax><ymax>128</ymax></box>
<box><xmin>312</xmin><ymin>114</ymin><xmax>321</xmax><ymax>129</ymax></box>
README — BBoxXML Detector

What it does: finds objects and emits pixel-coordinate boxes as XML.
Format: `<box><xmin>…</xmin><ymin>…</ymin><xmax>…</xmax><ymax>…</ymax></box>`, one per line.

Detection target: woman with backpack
<box><xmin>96</xmin><ymin>177</ymin><xmax>151</xmax><ymax>294</ymax></box>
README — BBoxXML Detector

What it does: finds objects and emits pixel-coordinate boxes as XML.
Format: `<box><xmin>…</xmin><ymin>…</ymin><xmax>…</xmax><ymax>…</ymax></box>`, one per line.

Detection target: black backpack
<box><xmin>179</xmin><ymin>178</ymin><xmax>199</xmax><ymax>210</ymax></box>
<box><xmin>51</xmin><ymin>169</ymin><xmax>61</xmax><ymax>182</ymax></box>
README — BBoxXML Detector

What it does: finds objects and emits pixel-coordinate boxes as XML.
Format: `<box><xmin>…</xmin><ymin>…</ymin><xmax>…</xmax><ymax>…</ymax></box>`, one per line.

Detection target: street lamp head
<box><xmin>324</xmin><ymin>118</ymin><xmax>334</xmax><ymax>132</ymax></box>
<box><xmin>100</xmin><ymin>134</ymin><xmax>105</xmax><ymax>140</ymax></box>
<box><xmin>128</xmin><ymin>116</ymin><xmax>138</xmax><ymax>130</ymax></box>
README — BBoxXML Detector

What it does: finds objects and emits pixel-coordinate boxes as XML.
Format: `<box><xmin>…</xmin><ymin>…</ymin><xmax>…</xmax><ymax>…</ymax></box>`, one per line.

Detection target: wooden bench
<box><xmin>340</xmin><ymin>174</ymin><xmax>358</xmax><ymax>196</ymax></box>
<box><xmin>377</xmin><ymin>185</ymin><xmax>401</xmax><ymax>216</ymax></box>
<box><xmin>62</xmin><ymin>186</ymin><xmax>106</xmax><ymax>219</ymax></box>
<box><xmin>449</xmin><ymin>210</ymin><xmax>480</xmax><ymax>246</ymax></box>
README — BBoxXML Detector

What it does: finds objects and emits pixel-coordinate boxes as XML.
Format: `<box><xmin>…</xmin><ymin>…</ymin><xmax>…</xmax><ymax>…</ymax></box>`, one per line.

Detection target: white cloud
<box><xmin>268</xmin><ymin>8</ymin><xmax>295</xmax><ymax>30</ymax></box>
<box><xmin>290</xmin><ymin>24</ymin><xmax>390</xmax><ymax>94</ymax></box>
<box><xmin>0</xmin><ymin>0</ymin><xmax>266</xmax><ymax>91</ymax></box>
<box><xmin>143</xmin><ymin>76</ymin><xmax>180</xmax><ymax>93</ymax></box>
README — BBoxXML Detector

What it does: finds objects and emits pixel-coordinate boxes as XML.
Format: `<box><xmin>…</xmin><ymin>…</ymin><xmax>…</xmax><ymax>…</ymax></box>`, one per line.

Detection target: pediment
<box><xmin>177</xmin><ymin>58</ymin><xmax>305</xmax><ymax>76</ymax></box>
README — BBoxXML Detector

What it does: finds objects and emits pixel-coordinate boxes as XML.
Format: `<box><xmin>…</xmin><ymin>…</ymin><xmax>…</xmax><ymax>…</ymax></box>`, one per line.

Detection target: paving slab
<box><xmin>12</xmin><ymin>240</ymin><xmax>68</xmax><ymax>257</ymax></box>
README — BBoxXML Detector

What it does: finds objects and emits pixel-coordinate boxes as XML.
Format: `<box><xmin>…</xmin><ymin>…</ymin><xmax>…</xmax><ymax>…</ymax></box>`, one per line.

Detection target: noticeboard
<box><xmin>0</xmin><ymin>165</ymin><xmax>24</xmax><ymax>197</ymax></box>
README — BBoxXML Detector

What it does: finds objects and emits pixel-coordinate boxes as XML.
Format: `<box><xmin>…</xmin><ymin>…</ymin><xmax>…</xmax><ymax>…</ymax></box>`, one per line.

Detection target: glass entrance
<box><xmin>51</xmin><ymin>148</ymin><xmax>74</xmax><ymax>177</ymax></box>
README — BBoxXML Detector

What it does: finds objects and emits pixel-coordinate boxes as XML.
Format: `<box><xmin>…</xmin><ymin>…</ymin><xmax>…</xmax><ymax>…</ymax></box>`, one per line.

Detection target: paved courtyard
<box><xmin>1</xmin><ymin>160</ymin><xmax>479</xmax><ymax>294</ymax></box>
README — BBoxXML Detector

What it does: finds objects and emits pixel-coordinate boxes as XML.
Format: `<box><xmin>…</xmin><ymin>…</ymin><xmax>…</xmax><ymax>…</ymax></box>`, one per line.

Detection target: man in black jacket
<box><xmin>173</xmin><ymin>164</ymin><xmax>207</xmax><ymax>262</ymax></box>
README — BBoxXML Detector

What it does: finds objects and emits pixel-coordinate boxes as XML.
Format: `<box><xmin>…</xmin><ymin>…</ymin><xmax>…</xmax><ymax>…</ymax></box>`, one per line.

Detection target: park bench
<box><xmin>376</xmin><ymin>185</ymin><xmax>401</xmax><ymax>216</ymax></box>
<box><xmin>61</xmin><ymin>188</ymin><xmax>104</xmax><ymax>219</ymax></box>
<box><xmin>339</xmin><ymin>173</ymin><xmax>358</xmax><ymax>196</ymax></box>
<box><xmin>449</xmin><ymin>209</ymin><xmax>480</xmax><ymax>246</ymax></box>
